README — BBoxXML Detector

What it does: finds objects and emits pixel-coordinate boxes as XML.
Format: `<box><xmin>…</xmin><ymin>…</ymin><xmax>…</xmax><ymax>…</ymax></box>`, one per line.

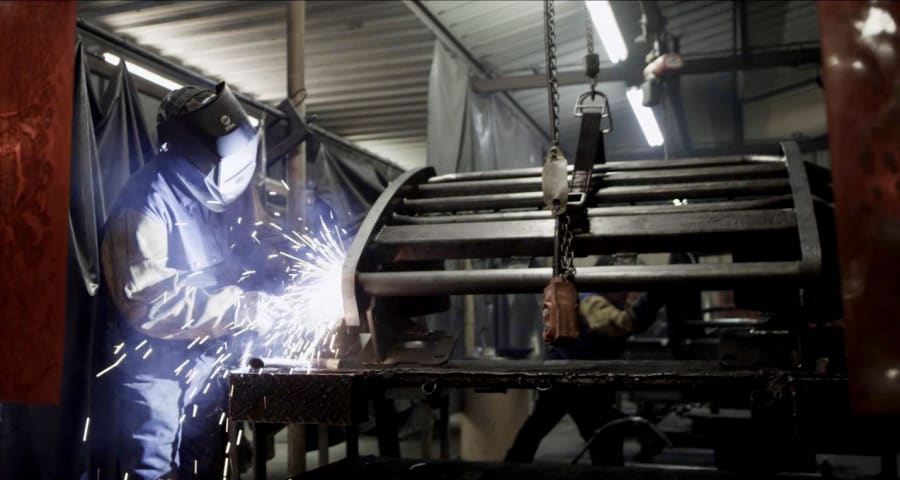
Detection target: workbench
<box><xmin>228</xmin><ymin>359</ymin><xmax>849</xmax><ymax>479</ymax></box>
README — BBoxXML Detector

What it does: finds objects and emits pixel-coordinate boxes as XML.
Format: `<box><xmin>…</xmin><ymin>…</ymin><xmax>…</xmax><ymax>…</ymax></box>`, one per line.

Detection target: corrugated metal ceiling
<box><xmin>78</xmin><ymin>0</ymin><xmax>821</xmax><ymax>168</ymax></box>
<box><xmin>423</xmin><ymin>0</ymin><xmax>820</xmax><ymax>158</ymax></box>
<box><xmin>77</xmin><ymin>0</ymin><xmax>434</xmax><ymax>169</ymax></box>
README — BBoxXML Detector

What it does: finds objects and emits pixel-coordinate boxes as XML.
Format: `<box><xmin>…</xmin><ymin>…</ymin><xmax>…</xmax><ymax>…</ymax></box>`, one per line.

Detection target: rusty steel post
<box><xmin>286</xmin><ymin>1</ymin><xmax>308</xmax><ymax>476</ymax></box>
<box><xmin>819</xmin><ymin>1</ymin><xmax>900</xmax><ymax>415</ymax></box>
<box><xmin>287</xmin><ymin>0</ymin><xmax>306</xmax><ymax>229</ymax></box>
<box><xmin>0</xmin><ymin>0</ymin><xmax>76</xmax><ymax>404</ymax></box>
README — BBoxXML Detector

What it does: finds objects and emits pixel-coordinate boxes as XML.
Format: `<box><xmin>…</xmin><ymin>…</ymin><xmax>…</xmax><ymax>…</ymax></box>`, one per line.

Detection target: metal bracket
<box><xmin>381</xmin><ymin>331</ymin><xmax>458</xmax><ymax>366</ymax></box>
<box><xmin>573</xmin><ymin>90</ymin><xmax>613</xmax><ymax>134</ymax></box>
<box><xmin>264</xmin><ymin>98</ymin><xmax>310</xmax><ymax>162</ymax></box>
<box><xmin>782</xmin><ymin>141</ymin><xmax>822</xmax><ymax>277</ymax></box>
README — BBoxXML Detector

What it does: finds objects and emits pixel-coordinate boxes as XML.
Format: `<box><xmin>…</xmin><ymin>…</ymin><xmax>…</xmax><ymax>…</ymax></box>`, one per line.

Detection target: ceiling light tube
<box><xmin>104</xmin><ymin>53</ymin><xmax>259</xmax><ymax>126</ymax></box>
<box><xmin>103</xmin><ymin>52</ymin><xmax>182</xmax><ymax>91</ymax></box>
<box><xmin>584</xmin><ymin>0</ymin><xmax>628</xmax><ymax>64</ymax></box>
<box><xmin>626</xmin><ymin>87</ymin><xmax>664</xmax><ymax>147</ymax></box>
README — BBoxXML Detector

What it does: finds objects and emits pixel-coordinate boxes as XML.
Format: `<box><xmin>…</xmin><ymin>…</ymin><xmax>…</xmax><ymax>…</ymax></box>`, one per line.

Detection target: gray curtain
<box><xmin>425</xmin><ymin>42</ymin><xmax>546</xmax><ymax>357</ymax></box>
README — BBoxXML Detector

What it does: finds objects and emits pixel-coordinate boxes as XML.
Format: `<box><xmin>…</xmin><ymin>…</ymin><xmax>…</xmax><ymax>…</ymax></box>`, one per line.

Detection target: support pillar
<box><xmin>286</xmin><ymin>1</ymin><xmax>308</xmax><ymax>475</ymax></box>
<box><xmin>287</xmin><ymin>0</ymin><xmax>306</xmax><ymax>229</ymax></box>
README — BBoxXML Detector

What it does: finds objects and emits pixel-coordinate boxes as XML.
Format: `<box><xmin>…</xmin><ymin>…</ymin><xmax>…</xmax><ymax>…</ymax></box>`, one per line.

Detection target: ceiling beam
<box><xmin>472</xmin><ymin>48</ymin><xmax>822</xmax><ymax>93</ymax></box>
<box><xmin>402</xmin><ymin>0</ymin><xmax>550</xmax><ymax>143</ymax></box>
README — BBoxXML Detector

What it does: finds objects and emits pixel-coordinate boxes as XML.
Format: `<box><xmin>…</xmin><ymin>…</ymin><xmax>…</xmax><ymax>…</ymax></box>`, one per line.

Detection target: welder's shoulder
<box><xmin>106</xmin><ymin>160</ymin><xmax>175</xmax><ymax>229</ymax></box>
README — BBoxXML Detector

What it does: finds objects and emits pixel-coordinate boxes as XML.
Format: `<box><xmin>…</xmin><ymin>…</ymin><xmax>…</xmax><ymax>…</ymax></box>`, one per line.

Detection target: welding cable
<box><xmin>570</xmin><ymin>415</ymin><xmax>672</xmax><ymax>465</ymax></box>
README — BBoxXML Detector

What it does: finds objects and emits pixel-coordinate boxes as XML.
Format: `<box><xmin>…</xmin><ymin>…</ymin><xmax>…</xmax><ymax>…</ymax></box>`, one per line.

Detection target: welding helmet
<box><xmin>157</xmin><ymin>82</ymin><xmax>259</xmax><ymax>211</ymax></box>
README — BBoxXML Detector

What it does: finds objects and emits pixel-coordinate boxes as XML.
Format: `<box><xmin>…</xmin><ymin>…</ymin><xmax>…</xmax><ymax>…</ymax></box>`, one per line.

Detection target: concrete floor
<box><xmin>247</xmin><ymin>412</ymin><xmax>590</xmax><ymax>479</ymax></box>
<box><xmin>243</xmin><ymin>414</ymin><xmax>894</xmax><ymax>479</ymax></box>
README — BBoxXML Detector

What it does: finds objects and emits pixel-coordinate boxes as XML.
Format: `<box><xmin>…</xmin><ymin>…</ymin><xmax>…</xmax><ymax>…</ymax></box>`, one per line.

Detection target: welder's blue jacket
<box><xmin>101</xmin><ymin>155</ymin><xmax>259</xmax><ymax>340</ymax></box>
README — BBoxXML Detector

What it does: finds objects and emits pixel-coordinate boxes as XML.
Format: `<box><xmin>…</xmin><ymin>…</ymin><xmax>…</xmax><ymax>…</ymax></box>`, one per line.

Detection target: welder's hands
<box><xmin>240</xmin><ymin>291</ymin><xmax>291</xmax><ymax>336</ymax></box>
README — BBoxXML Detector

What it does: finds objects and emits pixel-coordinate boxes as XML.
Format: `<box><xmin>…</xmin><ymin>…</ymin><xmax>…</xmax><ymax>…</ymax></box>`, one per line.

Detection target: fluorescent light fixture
<box><xmin>626</xmin><ymin>87</ymin><xmax>664</xmax><ymax>147</ymax></box>
<box><xmin>103</xmin><ymin>52</ymin><xmax>182</xmax><ymax>91</ymax></box>
<box><xmin>104</xmin><ymin>52</ymin><xmax>261</xmax><ymax>127</ymax></box>
<box><xmin>584</xmin><ymin>1</ymin><xmax>628</xmax><ymax>63</ymax></box>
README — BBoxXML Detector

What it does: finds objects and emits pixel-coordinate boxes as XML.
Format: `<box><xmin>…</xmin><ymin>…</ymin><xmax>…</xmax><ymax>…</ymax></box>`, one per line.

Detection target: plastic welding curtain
<box><xmin>306</xmin><ymin>129</ymin><xmax>403</xmax><ymax>234</ymax></box>
<box><xmin>79</xmin><ymin>42</ymin><xmax>158</xmax><ymax>480</ymax></box>
<box><xmin>425</xmin><ymin>41</ymin><xmax>546</xmax><ymax>356</ymax></box>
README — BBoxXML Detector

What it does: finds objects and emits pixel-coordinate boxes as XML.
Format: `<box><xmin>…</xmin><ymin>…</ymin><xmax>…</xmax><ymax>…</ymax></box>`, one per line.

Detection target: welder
<box><xmin>96</xmin><ymin>83</ymin><xmax>275</xmax><ymax>480</ymax></box>
<box><xmin>505</xmin><ymin>256</ymin><xmax>664</xmax><ymax>465</ymax></box>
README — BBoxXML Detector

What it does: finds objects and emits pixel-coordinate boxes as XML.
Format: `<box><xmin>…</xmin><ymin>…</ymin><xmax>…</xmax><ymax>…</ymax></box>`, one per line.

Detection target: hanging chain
<box><xmin>583</xmin><ymin>3</ymin><xmax>600</xmax><ymax>95</ymax></box>
<box><xmin>544</xmin><ymin>0</ymin><xmax>560</xmax><ymax>147</ymax></box>
<box><xmin>544</xmin><ymin>0</ymin><xmax>575</xmax><ymax>282</ymax></box>
<box><xmin>584</xmin><ymin>7</ymin><xmax>594</xmax><ymax>56</ymax></box>
<box><xmin>560</xmin><ymin>215</ymin><xmax>576</xmax><ymax>281</ymax></box>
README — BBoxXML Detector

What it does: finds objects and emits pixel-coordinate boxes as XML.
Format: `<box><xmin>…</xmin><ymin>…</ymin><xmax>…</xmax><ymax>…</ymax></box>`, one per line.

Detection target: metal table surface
<box><xmin>228</xmin><ymin>359</ymin><xmax>847</xmax><ymax>425</ymax></box>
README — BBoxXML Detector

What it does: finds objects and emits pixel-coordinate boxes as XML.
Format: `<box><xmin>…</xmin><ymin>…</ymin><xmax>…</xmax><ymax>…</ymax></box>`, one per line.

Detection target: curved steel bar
<box><xmin>341</xmin><ymin>166</ymin><xmax>435</xmax><ymax>328</ymax></box>
<box><xmin>781</xmin><ymin>141</ymin><xmax>822</xmax><ymax>277</ymax></box>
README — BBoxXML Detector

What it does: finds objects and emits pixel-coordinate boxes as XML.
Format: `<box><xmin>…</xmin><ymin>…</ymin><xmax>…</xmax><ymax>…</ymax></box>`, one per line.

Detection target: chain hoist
<box><xmin>583</xmin><ymin>8</ymin><xmax>600</xmax><ymax>95</ymax></box>
<box><xmin>574</xmin><ymin>3</ymin><xmax>612</xmax><ymax>133</ymax></box>
<box><xmin>541</xmin><ymin>0</ymin><xmax>579</xmax><ymax>343</ymax></box>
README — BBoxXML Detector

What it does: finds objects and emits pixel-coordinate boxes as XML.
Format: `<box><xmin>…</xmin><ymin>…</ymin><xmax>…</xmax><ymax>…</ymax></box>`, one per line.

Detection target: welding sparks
<box><xmin>96</xmin><ymin>353</ymin><xmax>127</xmax><ymax>378</ymax></box>
<box><xmin>174</xmin><ymin>359</ymin><xmax>190</xmax><ymax>375</ymax></box>
<box><xmin>83</xmin><ymin>417</ymin><xmax>91</xmax><ymax>443</ymax></box>
<box><xmin>247</xmin><ymin>216</ymin><xmax>349</xmax><ymax>364</ymax></box>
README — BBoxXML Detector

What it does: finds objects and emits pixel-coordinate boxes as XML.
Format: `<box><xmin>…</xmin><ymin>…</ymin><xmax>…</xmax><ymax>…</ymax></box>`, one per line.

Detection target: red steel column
<box><xmin>819</xmin><ymin>1</ymin><xmax>900</xmax><ymax>415</ymax></box>
<box><xmin>0</xmin><ymin>0</ymin><xmax>76</xmax><ymax>404</ymax></box>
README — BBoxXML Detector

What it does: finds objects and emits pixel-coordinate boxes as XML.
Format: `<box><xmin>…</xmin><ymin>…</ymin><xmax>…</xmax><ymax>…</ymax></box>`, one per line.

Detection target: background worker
<box><xmin>505</xmin><ymin>256</ymin><xmax>664</xmax><ymax>465</ymax></box>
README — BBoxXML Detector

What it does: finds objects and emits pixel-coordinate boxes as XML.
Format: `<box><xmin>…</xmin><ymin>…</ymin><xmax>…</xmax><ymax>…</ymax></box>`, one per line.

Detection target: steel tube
<box><xmin>359</xmin><ymin>261</ymin><xmax>805</xmax><ymax>296</ymax></box>
<box><xmin>595</xmin><ymin>179</ymin><xmax>791</xmax><ymax>202</ymax></box>
<box><xmin>404</xmin><ymin>179</ymin><xmax>791</xmax><ymax>213</ymax></box>
<box><xmin>287</xmin><ymin>2</ymin><xmax>308</xmax><ymax>475</ymax></box>
<box><xmin>377</xmin><ymin>210</ymin><xmax>798</xmax><ymax>260</ymax></box>
<box><xmin>392</xmin><ymin>195</ymin><xmax>794</xmax><ymax>224</ymax></box>
<box><xmin>414</xmin><ymin>163</ymin><xmax>786</xmax><ymax>197</ymax></box>
<box><xmin>287</xmin><ymin>0</ymin><xmax>307</xmax><ymax>232</ymax></box>
<box><xmin>426</xmin><ymin>155</ymin><xmax>782</xmax><ymax>183</ymax></box>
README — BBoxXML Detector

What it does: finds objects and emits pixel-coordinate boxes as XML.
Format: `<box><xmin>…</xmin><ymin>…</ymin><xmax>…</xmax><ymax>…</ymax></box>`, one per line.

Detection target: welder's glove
<box><xmin>240</xmin><ymin>291</ymin><xmax>289</xmax><ymax>336</ymax></box>
<box><xmin>581</xmin><ymin>295</ymin><xmax>633</xmax><ymax>338</ymax></box>
<box><xmin>581</xmin><ymin>293</ymin><xmax>663</xmax><ymax>338</ymax></box>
